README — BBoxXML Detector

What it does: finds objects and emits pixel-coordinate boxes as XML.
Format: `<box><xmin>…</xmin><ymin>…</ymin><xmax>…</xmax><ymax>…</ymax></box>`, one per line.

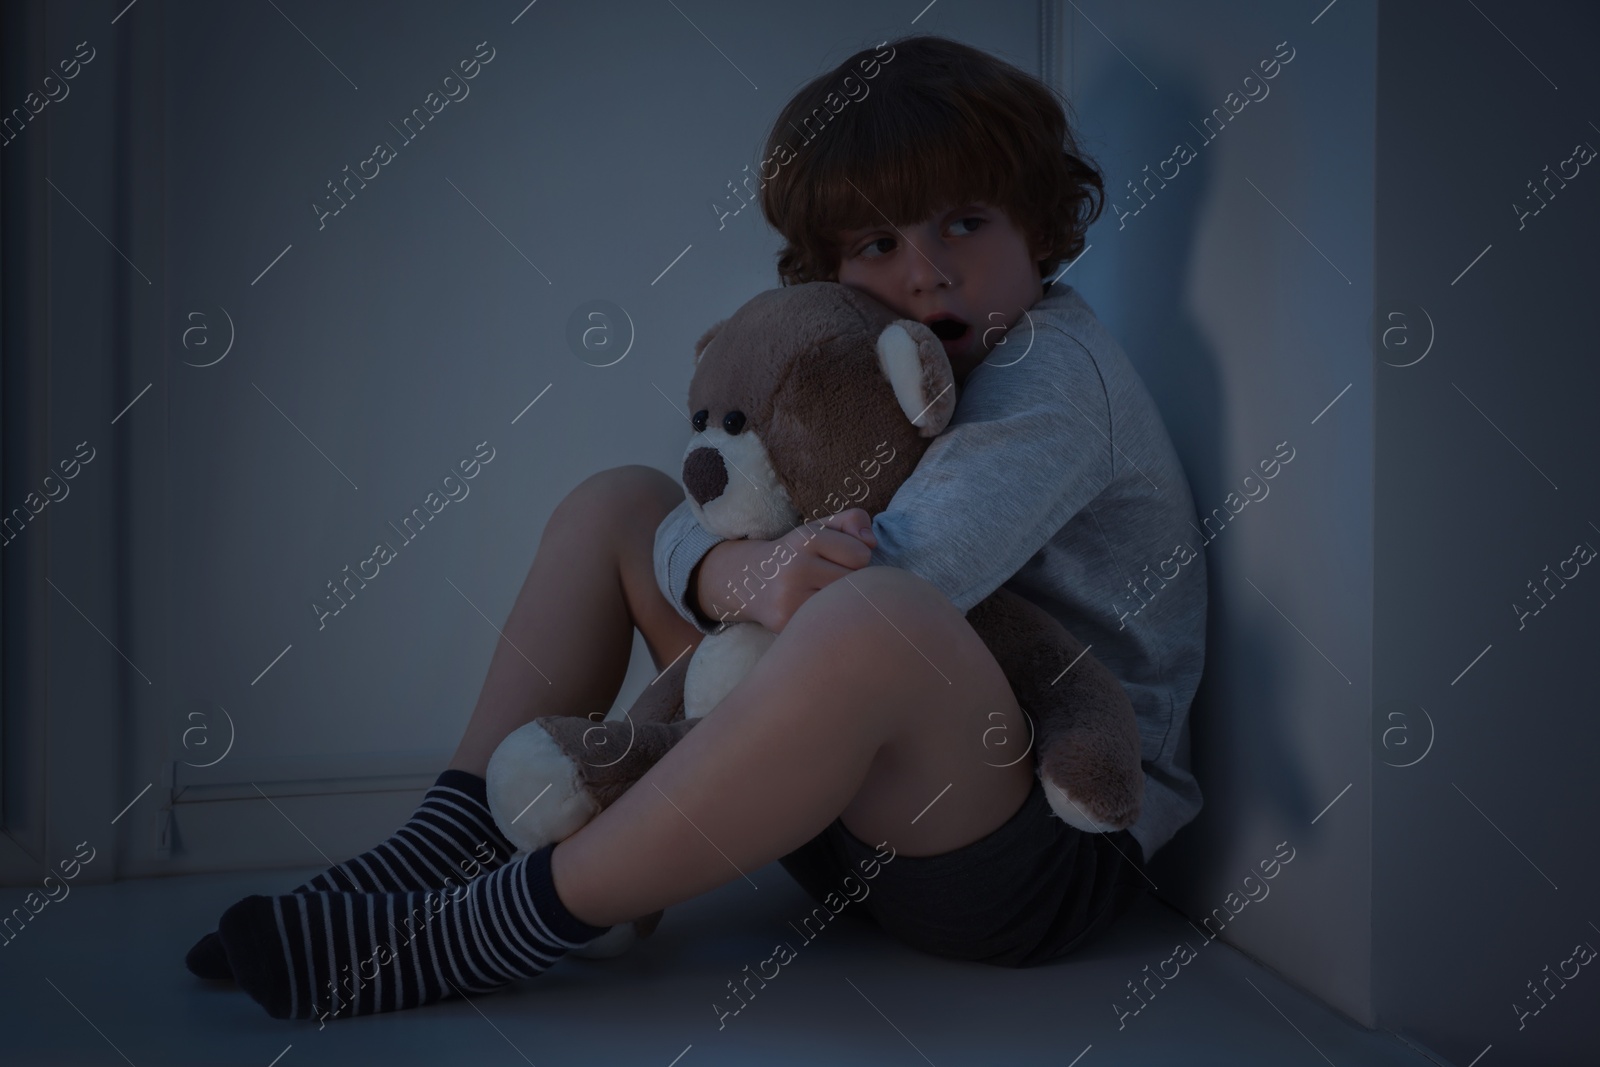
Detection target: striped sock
<box><xmin>217</xmin><ymin>843</ymin><xmax>611</xmax><ymax>1021</ymax></box>
<box><xmin>299</xmin><ymin>768</ymin><xmax>517</xmax><ymax>893</ymax></box>
<box><xmin>186</xmin><ymin>769</ymin><xmax>517</xmax><ymax>982</ymax></box>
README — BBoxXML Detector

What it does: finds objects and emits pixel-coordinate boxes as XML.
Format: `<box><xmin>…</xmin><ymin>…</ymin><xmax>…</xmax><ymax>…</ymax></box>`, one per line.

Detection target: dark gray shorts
<box><xmin>777</xmin><ymin>772</ymin><xmax>1148</xmax><ymax>968</ymax></box>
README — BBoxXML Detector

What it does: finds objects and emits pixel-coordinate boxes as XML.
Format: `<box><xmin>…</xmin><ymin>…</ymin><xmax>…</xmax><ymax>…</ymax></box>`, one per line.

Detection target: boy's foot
<box><xmin>217</xmin><ymin>843</ymin><xmax>611</xmax><ymax>1020</ymax></box>
<box><xmin>186</xmin><ymin>934</ymin><xmax>236</xmax><ymax>981</ymax></box>
<box><xmin>185</xmin><ymin>768</ymin><xmax>517</xmax><ymax>981</ymax></box>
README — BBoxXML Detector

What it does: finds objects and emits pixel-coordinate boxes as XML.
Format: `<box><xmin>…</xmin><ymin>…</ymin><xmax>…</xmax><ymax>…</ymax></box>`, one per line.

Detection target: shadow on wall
<box><xmin>1070</xmin><ymin>66</ymin><xmax>1321</xmax><ymax>892</ymax></box>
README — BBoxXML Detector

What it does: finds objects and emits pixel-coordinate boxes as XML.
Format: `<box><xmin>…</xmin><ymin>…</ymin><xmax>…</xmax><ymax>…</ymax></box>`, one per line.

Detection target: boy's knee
<box><xmin>558</xmin><ymin>465</ymin><xmax>683</xmax><ymax>526</ymax></box>
<box><xmin>576</xmin><ymin>464</ymin><xmax>681</xmax><ymax>505</ymax></box>
<box><xmin>794</xmin><ymin>565</ymin><xmax>966</xmax><ymax>649</ymax></box>
<box><xmin>819</xmin><ymin>565</ymin><xmax>955</xmax><ymax>616</ymax></box>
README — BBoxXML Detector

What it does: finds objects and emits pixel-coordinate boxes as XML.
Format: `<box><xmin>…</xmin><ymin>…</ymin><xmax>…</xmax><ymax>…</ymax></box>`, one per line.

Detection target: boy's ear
<box><xmin>693</xmin><ymin>319</ymin><xmax>727</xmax><ymax>366</ymax></box>
<box><xmin>875</xmin><ymin>320</ymin><xmax>956</xmax><ymax>437</ymax></box>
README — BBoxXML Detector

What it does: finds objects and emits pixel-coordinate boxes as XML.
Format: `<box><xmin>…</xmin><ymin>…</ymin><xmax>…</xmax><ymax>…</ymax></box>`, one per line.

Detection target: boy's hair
<box><xmin>760</xmin><ymin>34</ymin><xmax>1105</xmax><ymax>286</ymax></box>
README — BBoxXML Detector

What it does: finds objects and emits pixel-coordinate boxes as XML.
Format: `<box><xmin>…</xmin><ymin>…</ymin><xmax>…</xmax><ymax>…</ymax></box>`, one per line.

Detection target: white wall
<box><xmin>1371</xmin><ymin>3</ymin><xmax>1600</xmax><ymax>1064</ymax></box>
<box><xmin>1054</xmin><ymin>0</ymin><xmax>1380</xmax><ymax>1025</ymax></box>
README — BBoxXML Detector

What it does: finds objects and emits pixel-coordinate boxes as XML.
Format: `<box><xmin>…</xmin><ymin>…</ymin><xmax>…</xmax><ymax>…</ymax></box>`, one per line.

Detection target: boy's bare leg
<box><xmin>210</xmin><ymin>551</ymin><xmax>1036</xmax><ymax>1016</ymax></box>
<box><xmin>192</xmin><ymin>465</ymin><xmax>705</xmax><ymax>986</ymax></box>
<box><xmin>447</xmin><ymin>464</ymin><xmax>705</xmax><ymax>777</ymax></box>
<box><xmin>551</xmin><ymin>564</ymin><xmax>1036</xmax><ymax>927</ymax></box>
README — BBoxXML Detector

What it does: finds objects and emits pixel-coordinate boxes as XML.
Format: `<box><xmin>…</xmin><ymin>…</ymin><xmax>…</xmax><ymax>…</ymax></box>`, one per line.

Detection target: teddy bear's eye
<box><xmin>722</xmin><ymin>411</ymin><xmax>746</xmax><ymax>435</ymax></box>
<box><xmin>691</xmin><ymin>409</ymin><xmax>708</xmax><ymax>433</ymax></box>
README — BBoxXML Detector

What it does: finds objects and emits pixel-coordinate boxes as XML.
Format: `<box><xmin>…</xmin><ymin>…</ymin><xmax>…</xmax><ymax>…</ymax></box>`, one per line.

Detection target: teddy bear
<box><xmin>484</xmin><ymin>281</ymin><xmax>1144</xmax><ymax>957</ymax></box>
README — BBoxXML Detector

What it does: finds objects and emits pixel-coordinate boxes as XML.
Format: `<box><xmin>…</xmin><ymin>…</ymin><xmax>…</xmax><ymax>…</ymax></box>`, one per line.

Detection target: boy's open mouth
<box><xmin>924</xmin><ymin>315</ymin><xmax>969</xmax><ymax>341</ymax></box>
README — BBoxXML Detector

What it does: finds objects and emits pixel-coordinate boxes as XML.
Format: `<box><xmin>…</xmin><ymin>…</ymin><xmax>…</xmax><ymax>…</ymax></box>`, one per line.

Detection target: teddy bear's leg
<box><xmin>965</xmin><ymin>589</ymin><xmax>1144</xmax><ymax>832</ymax></box>
<box><xmin>484</xmin><ymin>643</ymin><xmax>695</xmax><ymax>849</ymax></box>
<box><xmin>486</xmin><ymin>715</ymin><xmax>700</xmax><ymax>853</ymax></box>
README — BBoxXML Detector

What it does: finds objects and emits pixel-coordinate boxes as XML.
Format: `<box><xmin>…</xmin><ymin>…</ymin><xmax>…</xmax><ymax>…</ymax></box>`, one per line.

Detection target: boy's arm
<box><xmin>654</xmin><ymin>331</ymin><xmax>1116</xmax><ymax>628</ymax></box>
<box><xmin>866</xmin><ymin>333</ymin><xmax>1116</xmax><ymax>612</ymax></box>
<box><xmin>654</xmin><ymin>498</ymin><xmax>730</xmax><ymax>634</ymax></box>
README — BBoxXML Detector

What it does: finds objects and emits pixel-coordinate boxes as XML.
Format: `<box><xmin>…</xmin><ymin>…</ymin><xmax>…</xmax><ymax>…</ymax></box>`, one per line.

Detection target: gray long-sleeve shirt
<box><xmin>653</xmin><ymin>281</ymin><xmax>1207</xmax><ymax>862</ymax></box>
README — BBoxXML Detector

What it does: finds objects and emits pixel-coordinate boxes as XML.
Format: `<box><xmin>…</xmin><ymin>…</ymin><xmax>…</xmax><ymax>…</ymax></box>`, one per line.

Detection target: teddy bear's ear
<box><xmin>693</xmin><ymin>318</ymin><xmax>727</xmax><ymax>366</ymax></box>
<box><xmin>875</xmin><ymin>320</ymin><xmax>957</xmax><ymax>437</ymax></box>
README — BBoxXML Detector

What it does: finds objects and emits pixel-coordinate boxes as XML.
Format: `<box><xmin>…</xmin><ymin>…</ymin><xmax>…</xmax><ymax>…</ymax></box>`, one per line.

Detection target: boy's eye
<box><xmin>851</xmin><ymin>215</ymin><xmax>985</xmax><ymax>260</ymax></box>
<box><xmin>856</xmin><ymin>236</ymin><xmax>895</xmax><ymax>260</ymax></box>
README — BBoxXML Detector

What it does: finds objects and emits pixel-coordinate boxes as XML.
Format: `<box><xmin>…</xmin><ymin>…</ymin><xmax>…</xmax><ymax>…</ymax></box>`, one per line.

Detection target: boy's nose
<box><xmin>683</xmin><ymin>446</ymin><xmax>728</xmax><ymax>505</ymax></box>
<box><xmin>904</xmin><ymin>236</ymin><xmax>957</xmax><ymax>293</ymax></box>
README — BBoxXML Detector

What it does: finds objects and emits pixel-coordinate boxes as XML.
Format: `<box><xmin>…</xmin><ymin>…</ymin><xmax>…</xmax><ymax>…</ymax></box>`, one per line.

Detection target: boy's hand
<box><xmin>693</xmin><ymin>508</ymin><xmax>877</xmax><ymax>633</ymax></box>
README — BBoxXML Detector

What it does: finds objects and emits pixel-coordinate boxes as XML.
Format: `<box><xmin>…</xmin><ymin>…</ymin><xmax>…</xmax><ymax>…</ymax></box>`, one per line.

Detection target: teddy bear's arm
<box><xmin>965</xmin><ymin>588</ymin><xmax>1144</xmax><ymax>832</ymax></box>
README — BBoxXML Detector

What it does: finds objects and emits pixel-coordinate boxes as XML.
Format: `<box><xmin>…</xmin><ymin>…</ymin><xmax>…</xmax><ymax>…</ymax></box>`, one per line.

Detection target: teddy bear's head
<box><xmin>680</xmin><ymin>282</ymin><xmax>960</xmax><ymax>540</ymax></box>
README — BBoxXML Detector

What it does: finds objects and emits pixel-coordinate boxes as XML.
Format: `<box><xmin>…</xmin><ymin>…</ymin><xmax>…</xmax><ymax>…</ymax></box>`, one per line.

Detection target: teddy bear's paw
<box><xmin>569</xmin><ymin>908</ymin><xmax>665</xmax><ymax>960</ymax></box>
<box><xmin>1036</xmin><ymin>748</ymin><xmax>1143</xmax><ymax>833</ymax></box>
<box><xmin>571</xmin><ymin>923</ymin><xmax>637</xmax><ymax>959</ymax></box>
<box><xmin>1041</xmin><ymin>777</ymin><xmax>1136</xmax><ymax>833</ymax></box>
<box><xmin>684</xmin><ymin>623</ymin><xmax>776</xmax><ymax>719</ymax></box>
<box><xmin>485</xmin><ymin>720</ymin><xmax>601</xmax><ymax>853</ymax></box>
<box><xmin>632</xmin><ymin>908</ymin><xmax>665</xmax><ymax>940</ymax></box>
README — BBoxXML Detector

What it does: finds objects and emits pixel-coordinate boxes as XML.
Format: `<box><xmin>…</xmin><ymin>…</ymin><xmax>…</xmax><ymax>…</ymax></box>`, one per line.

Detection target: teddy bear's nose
<box><xmin>683</xmin><ymin>446</ymin><xmax>728</xmax><ymax>506</ymax></box>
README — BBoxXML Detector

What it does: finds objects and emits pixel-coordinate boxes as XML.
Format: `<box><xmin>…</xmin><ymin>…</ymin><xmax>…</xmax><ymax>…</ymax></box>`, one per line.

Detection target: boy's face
<box><xmin>833</xmin><ymin>201</ymin><xmax>1046</xmax><ymax>386</ymax></box>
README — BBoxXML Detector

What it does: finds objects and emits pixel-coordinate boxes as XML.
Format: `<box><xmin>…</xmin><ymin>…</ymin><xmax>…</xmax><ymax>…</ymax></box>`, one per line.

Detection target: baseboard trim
<box><xmin>108</xmin><ymin>750</ymin><xmax>460</xmax><ymax>881</ymax></box>
<box><xmin>171</xmin><ymin>749</ymin><xmax>453</xmax><ymax>798</ymax></box>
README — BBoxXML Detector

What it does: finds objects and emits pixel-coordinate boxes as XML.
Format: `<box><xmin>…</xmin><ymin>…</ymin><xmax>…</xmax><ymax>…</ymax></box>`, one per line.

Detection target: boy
<box><xmin>195</xmin><ymin>34</ymin><xmax>1206</xmax><ymax>1021</ymax></box>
